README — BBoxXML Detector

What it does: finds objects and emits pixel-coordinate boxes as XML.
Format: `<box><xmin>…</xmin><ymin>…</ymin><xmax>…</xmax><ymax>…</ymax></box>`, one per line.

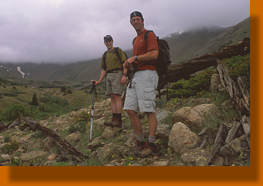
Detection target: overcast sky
<box><xmin>0</xmin><ymin>0</ymin><xmax>250</xmax><ymax>64</ymax></box>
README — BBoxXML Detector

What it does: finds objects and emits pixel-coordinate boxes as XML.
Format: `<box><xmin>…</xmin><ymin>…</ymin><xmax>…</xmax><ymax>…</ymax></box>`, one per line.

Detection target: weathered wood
<box><xmin>217</xmin><ymin>62</ymin><xmax>250</xmax><ymax>114</ymax></box>
<box><xmin>0</xmin><ymin>121</ymin><xmax>12</xmax><ymax>132</ymax></box>
<box><xmin>240</xmin><ymin>115</ymin><xmax>250</xmax><ymax>147</ymax></box>
<box><xmin>20</xmin><ymin>117</ymin><xmax>88</xmax><ymax>162</ymax></box>
<box><xmin>208</xmin><ymin>123</ymin><xmax>228</xmax><ymax>164</ymax></box>
<box><xmin>237</xmin><ymin>76</ymin><xmax>250</xmax><ymax>112</ymax></box>
<box><xmin>225</xmin><ymin>121</ymin><xmax>241</xmax><ymax>143</ymax></box>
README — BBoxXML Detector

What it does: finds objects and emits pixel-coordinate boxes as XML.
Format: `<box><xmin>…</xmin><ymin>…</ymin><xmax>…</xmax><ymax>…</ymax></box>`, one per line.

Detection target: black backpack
<box><xmin>133</xmin><ymin>30</ymin><xmax>171</xmax><ymax>91</ymax></box>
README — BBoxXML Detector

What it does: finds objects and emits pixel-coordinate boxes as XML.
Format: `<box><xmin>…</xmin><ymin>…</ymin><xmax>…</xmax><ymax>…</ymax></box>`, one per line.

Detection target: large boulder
<box><xmin>168</xmin><ymin>122</ymin><xmax>201</xmax><ymax>154</ymax></box>
<box><xmin>171</xmin><ymin>104</ymin><xmax>221</xmax><ymax>131</ymax></box>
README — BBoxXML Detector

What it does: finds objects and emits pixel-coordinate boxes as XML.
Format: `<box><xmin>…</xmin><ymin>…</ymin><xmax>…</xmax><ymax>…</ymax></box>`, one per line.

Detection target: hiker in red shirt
<box><xmin>123</xmin><ymin>11</ymin><xmax>159</xmax><ymax>157</ymax></box>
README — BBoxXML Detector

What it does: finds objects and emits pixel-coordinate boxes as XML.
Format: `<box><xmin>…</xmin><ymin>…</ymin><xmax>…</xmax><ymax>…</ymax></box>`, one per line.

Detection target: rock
<box><xmin>212</xmin><ymin>155</ymin><xmax>225</xmax><ymax>166</ymax></box>
<box><xmin>42</xmin><ymin>137</ymin><xmax>55</xmax><ymax>150</ymax></box>
<box><xmin>94</xmin><ymin>143</ymin><xmax>118</xmax><ymax>164</ymax></box>
<box><xmin>102</xmin><ymin>126</ymin><xmax>121</xmax><ymax>139</ymax></box>
<box><xmin>87</xmin><ymin>136</ymin><xmax>104</xmax><ymax>149</ymax></box>
<box><xmin>1</xmin><ymin>154</ymin><xmax>10</xmax><ymax>161</ymax></box>
<box><xmin>188</xmin><ymin>98</ymin><xmax>211</xmax><ymax>106</ymax></box>
<box><xmin>218</xmin><ymin>145</ymin><xmax>237</xmax><ymax>157</ymax></box>
<box><xmin>210</xmin><ymin>74</ymin><xmax>222</xmax><ymax>92</ymax></box>
<box><xmin>20</xmin><ymin>151</ymin><xmax>48</xmax><ymax>162</ymax></box>
<box><xmin>151</xmin><ymin>160</ymin><xmax>169</xmax><ymax>166</ymax></box>
<box><xmin>66</xmin><ymin>131</ymin><xmax>81</xmax><ymax>143</ymax></box>
<box><xmin>168</xmin><ymin>122</ymin><xmax>201</xmax><ymax>154</ymax></box>
<box><xmin>48</xmin><ymin>153</ymin><xmax>57</xmax><ymax>160</ymax></box>
<box><xmin>221</xmin><ymin>100</ymin><xmax>234</xmax><ymax>111</ymax></box>
<box><xmin>156</xmin><ymin>124</ymin><xmax>170</xmax><ymax>138</ymax></box>
<box><xmin>138</xmin><ymin>112</ymin><xmax>146</xmax><ymax>119</ymax></box>
<box><xmin>228</xmin><ymin>138</ymin><xmax>242</xmax><ymax>155</ymax></box>
<box><xmin>171</xmin><ymin>104</ymin><xmax>221</xmax><ymax>130</ymax></box>
<box><xmin>156</xmin><ymin>110</ymin><xmax>170</xmax><ymax>123</ymax></box>
<box><xmin>180</xmin><ymin>147</ymin><xmax>210</xmax><ymax>166</ymax></box>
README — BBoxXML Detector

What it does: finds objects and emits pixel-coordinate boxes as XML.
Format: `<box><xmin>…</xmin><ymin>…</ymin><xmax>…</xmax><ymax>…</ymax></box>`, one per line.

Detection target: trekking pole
<box><xmin>89</xmin><ymin>81</ymin><xmax>97</xmax><ymax>141</ymax></box>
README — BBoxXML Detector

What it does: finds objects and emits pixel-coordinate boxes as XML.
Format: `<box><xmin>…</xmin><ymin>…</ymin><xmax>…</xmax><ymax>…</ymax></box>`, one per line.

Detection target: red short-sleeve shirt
<box><xmin>133</xmin><ymin>29</ymin><xmax>159</xmax><ymax>71</ymax></box>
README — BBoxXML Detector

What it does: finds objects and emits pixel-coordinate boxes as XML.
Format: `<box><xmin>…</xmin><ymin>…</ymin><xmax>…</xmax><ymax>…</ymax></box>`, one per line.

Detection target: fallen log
<box><xmin>20</xmin><ymin>116</ymin><xmax>88</xmax><ymax>162</ymax></box>
<box><xmin>163</xmin><ymin>37</ymin><xmax>250</xmax><ymax>88</ymax></box>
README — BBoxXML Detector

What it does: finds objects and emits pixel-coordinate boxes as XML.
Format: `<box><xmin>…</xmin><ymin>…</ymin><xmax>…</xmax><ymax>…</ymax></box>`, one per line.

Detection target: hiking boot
<box><xmin>104</xmin><ymin>117</ymin><xmax>122</xmax><ymax>128</ymax></box>
<box><xmin>110</xmin><ymin>118</ymin><xmax>122</xmax><ymax>128</ymax></box>
<box><xmin>134</xmin><ymin>140</ymin><xmax>146</xmax><ymax>157</ymax></box>
<box><xmin>139</xmin><ymin>142</ymin><xmax>158</xmax><ymax>158</ymax></box>
<box><xmin>103</xmin><ymin>117</ymin><xmax>116</xmax><ymax>126</ymax></box>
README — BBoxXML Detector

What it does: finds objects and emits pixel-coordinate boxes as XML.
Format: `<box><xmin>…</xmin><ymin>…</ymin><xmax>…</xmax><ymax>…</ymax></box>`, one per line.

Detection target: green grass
<box><xmin>0</xmin><ymin>79</ymin><xmax>106</xmax><ymax>123</ymax></box>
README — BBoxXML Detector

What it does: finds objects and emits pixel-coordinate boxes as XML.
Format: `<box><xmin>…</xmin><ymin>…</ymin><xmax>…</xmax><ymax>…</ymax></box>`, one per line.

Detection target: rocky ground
<box><xmin>0</xmin><ymin>74</ymin><xmax>250</xmax><ymax>166</ymax></box>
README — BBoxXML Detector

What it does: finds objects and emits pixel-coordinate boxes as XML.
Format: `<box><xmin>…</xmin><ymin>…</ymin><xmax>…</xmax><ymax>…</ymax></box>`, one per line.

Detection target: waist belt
<box><xmin>107</xmin><ymin>69</ymin><xmax>122</xmax><ymax>73</ymax></box>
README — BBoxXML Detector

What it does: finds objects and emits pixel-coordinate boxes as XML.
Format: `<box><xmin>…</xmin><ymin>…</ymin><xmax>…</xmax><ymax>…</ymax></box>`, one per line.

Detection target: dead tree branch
<box><xmin>20</xmin><ymin>117</ymin><xmax>88</xmax><ymax>162</ymax></box>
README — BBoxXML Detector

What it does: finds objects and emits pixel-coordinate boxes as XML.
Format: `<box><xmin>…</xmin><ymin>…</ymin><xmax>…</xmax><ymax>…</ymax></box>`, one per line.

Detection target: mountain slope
<box><xmin>0</xmin><ymin>17</ymin><xmax>250</xmax><ymax>83</ymax></box>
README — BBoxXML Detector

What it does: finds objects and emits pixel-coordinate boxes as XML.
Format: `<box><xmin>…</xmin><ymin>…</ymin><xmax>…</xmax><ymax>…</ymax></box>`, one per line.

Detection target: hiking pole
<box><xmin>89</xmin><ymin>81</ymin><xmax>97</xmax><ymax>141</ymax></box>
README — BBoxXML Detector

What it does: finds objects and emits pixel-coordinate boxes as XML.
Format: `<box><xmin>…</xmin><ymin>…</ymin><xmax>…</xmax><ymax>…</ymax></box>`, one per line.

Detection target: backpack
<box><xmin>133</xmin><ymin>30</ymin><xmax>171</xmax><ymax>91</ymax></box>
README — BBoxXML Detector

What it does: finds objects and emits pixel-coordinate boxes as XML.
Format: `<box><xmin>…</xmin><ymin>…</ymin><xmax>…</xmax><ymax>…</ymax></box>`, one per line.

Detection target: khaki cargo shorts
<box><xmin>123</xmin><ymin>70</ymin><xmax>159</xmax><ymax>113</ymax></box>
<box><xmin>105</xmin><ymin>70</ymin><xmax>124</xmax><ymax>96</ymax></box>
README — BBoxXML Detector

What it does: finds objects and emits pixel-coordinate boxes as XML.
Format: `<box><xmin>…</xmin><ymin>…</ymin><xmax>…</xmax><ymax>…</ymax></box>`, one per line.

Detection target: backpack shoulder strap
<box><xmin>132</xmin><ymin>37</ymin><xmax>136</xmax><ymax>45</ymax></box>
<box><xmin>114</xmin><ymin>47</ymin><xmax>125</xmax><ymax>66</ymax></box>
<box><xmin>144</xmin><ymin>30</ymin><xmax>157</xmax><ymax>43</ymax></box>
<box><xmin>133</xmin><ymin>30</ymin><xmax>156</xmax><ymax>45</ymax></box>
<box><xmin>114</xmin><ymin>47</ymin><xmax>121</xmax><ymax>62</ymax></box>
<box><xmin>103</xmin><ymin>51</ymin><xmax>107</xmax><ymax>70</ymax></box>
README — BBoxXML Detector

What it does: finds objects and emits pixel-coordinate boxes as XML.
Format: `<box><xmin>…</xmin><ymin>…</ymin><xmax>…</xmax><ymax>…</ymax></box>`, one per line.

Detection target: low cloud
<box><xmin>0</xmin><ymin>0</ymin><xmax>250</xmax><ymax>63</ymax></box>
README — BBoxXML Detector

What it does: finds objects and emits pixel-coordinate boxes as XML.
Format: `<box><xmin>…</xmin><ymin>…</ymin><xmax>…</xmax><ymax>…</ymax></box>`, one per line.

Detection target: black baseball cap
<box><xmin>104</xmin><ymin>35</ymin><xmax>113</xmax><ymax>42</ymax></box>
<box><xmin>130</xmin><ymin>11</ymin><xmax>144</xmax><ymax>21</ymax></box>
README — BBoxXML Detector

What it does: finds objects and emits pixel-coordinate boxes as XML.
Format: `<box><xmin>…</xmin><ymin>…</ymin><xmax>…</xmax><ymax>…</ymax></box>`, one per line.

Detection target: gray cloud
<box><xmin>0</xmin><ymin>0</ymin><xmax>250</xmax><ymax>63</ymax></box>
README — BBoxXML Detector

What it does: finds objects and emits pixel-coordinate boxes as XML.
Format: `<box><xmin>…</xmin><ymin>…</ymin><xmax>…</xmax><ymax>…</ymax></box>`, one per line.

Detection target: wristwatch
<box><xmin>123</xmin><ymin>73</ymin><xmax>127</xmax><ymax>77</ymax></box>
<box><xmin>135</xmin><ymin>55</ymin><xmax>138</xmax><ymax>61</ymax></box>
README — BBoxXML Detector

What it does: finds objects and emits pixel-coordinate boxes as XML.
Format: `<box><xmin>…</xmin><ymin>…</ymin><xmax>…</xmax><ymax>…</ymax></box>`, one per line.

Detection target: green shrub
<box><xmin>76</xmin><ymin>110</ymin><xmax>91</xmax><ymax>122</ymax></box>
<box><xmin>2</xmin><ymin>141</ymin><xmax>20</xmax><ymax>154</ymax></box>
<box><xmin>169</xmin><ymin>68</ymin><xmax>214</xmax><ymax>98</ymax></box>
<box><xmin>68</xmin><ymin>125</ymin><xmax>79</xmax><ymax>134</ymax></box>
<box><xmin>68</xmin><ymin>122</ymin><xmax>87</xmax><ymax>134</ymax></box>
<box><xmin>31</xmin><ymin>131</ymin><xmax>45</xmax><ymax>139</ymax></box>
<box><xmin>51</xmin><ymin>162</ymin><xmax>72</xmax><ymax>166</ymax></box>
<box><xmin>221</xmin><ymin>54</ymin><xmax>250</xmax><ymax>80</ymax></box>
<box><xmin>31</xmin><ymin>93</ymin><xmax>39</xmax><ymax>106</ymax></box>
<box><xmin>10</xmin><ymin>157</ymin><xmax>22</xmax><ymax>166</ymax></box>
<box><xmin>39</xmin><ymin>95</ymin><xmax>68</xmax><ymax>106</ymax></box>
<box><xmin>2</xmin><ymin>104</ymin><xmax>30</xmax><ymax>121</ymax></box>
<box><xmin>4</xmin><ymin>136</ymin><xmax>11</xmax><ymax>143</ymax></box>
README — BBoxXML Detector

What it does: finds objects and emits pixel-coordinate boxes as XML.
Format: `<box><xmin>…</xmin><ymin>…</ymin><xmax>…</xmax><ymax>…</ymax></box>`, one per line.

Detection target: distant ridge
<box><xmin>0</xmin><ymin>17</ymin><xmax>250</xmax><ymax>83</ymax></box>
